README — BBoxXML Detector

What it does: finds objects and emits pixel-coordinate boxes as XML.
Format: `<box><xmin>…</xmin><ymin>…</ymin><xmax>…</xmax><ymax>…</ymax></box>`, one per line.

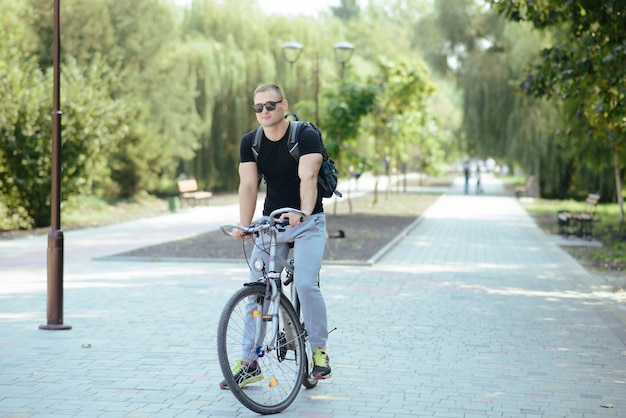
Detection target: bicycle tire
<box><xmin>217</xmin><ymin>284</ymin><xmax>306</xmax><ymax>415</ymax></box>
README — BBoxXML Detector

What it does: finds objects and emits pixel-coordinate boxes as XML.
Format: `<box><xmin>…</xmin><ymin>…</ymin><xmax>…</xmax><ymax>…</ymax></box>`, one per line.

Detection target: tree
<box><xmin>318</xmin><ymin>77</ymin><xmax>377</xmax><ymax>212</ymax></box>
<box><xmin>0</xmin><ymin>49</ymin><xmax>129</xmax><ymax>227</ymax></box>
<box><xmin>1</xmin><ymin>0</ymin><xmax>462</xmax><ymax>231</ymax></box>
<box><xmin>319</xmin><ymin>78</ymin><xmax>377</xmax><ymax>168</ymax></box>
<box><xmin>368</xmin><ymin>58</ymin><xmax>436</xmax><ymax>202</ymax></box>
<box><xmin>492</xmin><ymin>0</ymin><xmax>626</xmax><ymax>221</ymax></box>
<box><xmin>331</xmin><ymin>0</ymin><xmax>360</xmax><ymax>21</ymax></box>
<box><xmin>0</xmin><ymin>3</ymin><xmax>48</xmax><ymax>228</ymax></box>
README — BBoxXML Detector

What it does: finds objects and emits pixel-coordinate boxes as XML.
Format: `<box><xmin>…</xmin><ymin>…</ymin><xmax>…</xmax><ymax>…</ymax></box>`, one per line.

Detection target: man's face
<box><xmin>253</xmin><ymin>91</ymin><xmax>285</xmax><ymax>127</ymax></box>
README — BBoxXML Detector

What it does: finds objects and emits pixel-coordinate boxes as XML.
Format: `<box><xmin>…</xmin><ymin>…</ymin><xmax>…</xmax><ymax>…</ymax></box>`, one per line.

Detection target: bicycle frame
<box><xmin>221</xmin><ymin>208</ymin><xmax>302</xmax><ymax>356</ymax></box>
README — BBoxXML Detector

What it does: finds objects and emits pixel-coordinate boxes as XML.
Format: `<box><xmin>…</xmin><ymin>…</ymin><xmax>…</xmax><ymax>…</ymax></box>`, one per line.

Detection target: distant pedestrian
<box><xmin>463</xmin><ymin>160</ymin><xmax>470</xmax><ymax>194</ymax></box>
<box><xmin>476</xmin><ymin>165</ymin><xmax>483</xmax><ymax>194</ymax></box>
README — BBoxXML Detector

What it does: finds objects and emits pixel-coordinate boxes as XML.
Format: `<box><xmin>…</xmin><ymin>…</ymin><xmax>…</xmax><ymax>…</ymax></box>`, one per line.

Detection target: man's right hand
<box><xmin>232</xmin><ymin>228</ymin><xmax>251</xmax><ymax>240</ymax></box>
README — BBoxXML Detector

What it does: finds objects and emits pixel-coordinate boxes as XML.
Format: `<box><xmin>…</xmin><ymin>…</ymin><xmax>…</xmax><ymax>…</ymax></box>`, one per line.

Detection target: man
<box><xmin>219</xmin><ymin>83</ymin><xmax>332</xmax><ymax>390</ymax></box>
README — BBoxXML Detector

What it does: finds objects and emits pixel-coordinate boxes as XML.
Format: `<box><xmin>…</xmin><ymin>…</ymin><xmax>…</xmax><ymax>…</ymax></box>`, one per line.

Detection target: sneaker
<box><xmin>219</xmin><ymin>360</ymin><xmax>264</xmax><ymax>390</ymax></box>
<box><xmin>310</xmin><ymin>348</ymin><xmax>332</xmax><ymax>379</ymax></box>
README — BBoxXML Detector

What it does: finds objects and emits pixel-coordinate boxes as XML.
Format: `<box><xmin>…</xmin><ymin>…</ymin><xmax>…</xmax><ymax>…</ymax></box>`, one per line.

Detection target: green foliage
<box><xmin>1</xmin><ymin>0</ymin><xmax>466</xmax><ymax>230</ymax></box>
<box><xmin>430</xmin><ymin>0</ymin><xmax>624</xmax><ymax>204</ymax></box>
<box><xmin>491</xmin><ymin>1</ymin><xmax>626</xmax><ymax>200</ymax></box>
<box><xmin>504</xmin><ymin>1</ymin><xmax>626</xmax><ymax>144</ymax></box>
<box><xmin>0</xmin><ymin>1</ymin><xmax>132</xmax><ymax>228</ymax></box>
<box><xmin>319</xmin><ymin>77</ymin><xmax>377</xmax><ymax>165</ymax></box>
<box><xmin>461</xmin><ymin>49</ymin><xmax>516</xmax><ymax>159</ymax></box>
<box><xmin>439</xmin><ymin>1</ymin><xmax>552</xmax><ymax>175</ymax></box>
<box><xmin>0</xmin><ymin>9</ymin><xmax>47</xmax><ymax>228</ymax></box>
<box><xmin>26</xmin><ymin>0</ymin><xmax>203</xmax><ymax>198</ymax></box>
<box><xmin>367</xmin><ymin>58</ymin><xmax>437</xmax><ymax>175</ymax></box>
<box><xmin>0</xmin><ymin>51</ymin><xmax>129</xmax><ymax>227</ymax></box>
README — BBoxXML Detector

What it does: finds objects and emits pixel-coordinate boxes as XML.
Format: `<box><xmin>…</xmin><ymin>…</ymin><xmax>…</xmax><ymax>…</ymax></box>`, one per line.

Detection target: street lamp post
<box><xmin>281</xmin><ymin>41</ymin><xmax>306</xmax><ymax>119</ymax></box>
<box><xmin>333</xmin><ymin>42</ymin><xmax>355</xmax><ymax>79</ymax></box>
<box><xmin>40</xmin><ymin>0</ymin><xmax>70</xmax><ymax>331</ymax></box>
<box><xmin>331</xmin><ymin>42</ymin><xmax>354</xmax><ymax>211</ymax></box>
<box><xmin>282</xmin><ymin>41</ymin><xmax>355</xmax><ymax>213</ymax></box>
<box><xmin>281</xmin><ymin>41</ymin><xmax>355</xmax><ymax>125</ymax></box>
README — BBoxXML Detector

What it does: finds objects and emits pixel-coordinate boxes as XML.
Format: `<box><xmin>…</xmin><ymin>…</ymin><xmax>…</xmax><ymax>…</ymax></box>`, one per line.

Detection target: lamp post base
<box><xmin>39</xmin><ymin>323</ymin><xmax>72</xmax><ymax>331</ymax></box>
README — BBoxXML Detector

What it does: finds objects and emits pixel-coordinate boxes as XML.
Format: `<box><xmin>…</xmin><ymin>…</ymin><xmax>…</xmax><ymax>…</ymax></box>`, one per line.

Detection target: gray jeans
<box><xmin>247</xmin><ymin>213</ymin><xmax>328</xmax><ymax>351</ymax></box>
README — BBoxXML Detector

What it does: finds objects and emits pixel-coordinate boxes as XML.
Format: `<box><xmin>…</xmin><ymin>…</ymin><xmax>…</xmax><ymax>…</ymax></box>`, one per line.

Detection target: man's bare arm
<box><xmin>298</xmin><ymin>153</ymin><xmax>322</xmax><ymax>218</ymax></box>
<box><xmin>234</xmin><ymin>161</ymin><xmax>259</xmax><ymax>239</ymax></box>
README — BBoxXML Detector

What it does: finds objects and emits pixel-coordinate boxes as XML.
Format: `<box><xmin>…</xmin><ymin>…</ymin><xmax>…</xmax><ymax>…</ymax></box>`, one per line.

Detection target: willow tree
<box><xmin>181</xmin><ymin>0</ymin><xmax>280</xmax><ymax>192</ymax></box>
<box><xmin>179</xmin><ymin>0</ymin><xmax>356</xmax><ymax>192</ymax></box>
<box><xmin>461</xmin><ymin>49</ymin><xmax>516</xmax><ymax>160</ymax></box>
<box><xmin>459</xmin><ymin>18</ymin><xmax>566</xmax><ymax>196</ymax></box>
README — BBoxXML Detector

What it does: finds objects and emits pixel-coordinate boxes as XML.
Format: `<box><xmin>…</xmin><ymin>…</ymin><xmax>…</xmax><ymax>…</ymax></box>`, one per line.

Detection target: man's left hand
<box><xmin>279</xmin><ymin>212</ymin><xmax>305</xmax><ymax>227</ymax></box>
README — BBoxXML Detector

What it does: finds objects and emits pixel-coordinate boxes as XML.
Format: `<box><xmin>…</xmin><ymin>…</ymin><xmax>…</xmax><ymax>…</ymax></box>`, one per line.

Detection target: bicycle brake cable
<box><xmin>242</xmin><ymin>222</ymin><xmax>271</xmax><ymax>271</ymax></box>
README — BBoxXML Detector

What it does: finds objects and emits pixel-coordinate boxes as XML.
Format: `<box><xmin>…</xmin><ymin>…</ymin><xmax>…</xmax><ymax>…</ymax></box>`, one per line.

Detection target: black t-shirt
<box><xmin>240</xmin><ymin>123</ymin><xmax>324</xmax><ymax>216</ymax></box>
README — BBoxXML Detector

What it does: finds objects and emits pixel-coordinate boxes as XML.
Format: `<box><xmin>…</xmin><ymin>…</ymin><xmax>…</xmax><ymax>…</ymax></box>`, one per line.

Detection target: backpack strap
<box><xmin>253</xmin><ymin>122</ymin><xmax>301</xmax><ymax>161</ymax></box>
<box><xmin>252</xmin><ymin>126</ymin><xmax>262</xmax><ymax>161</ymax></box>
<box><xmin>287</xmin><ymin>121</ymin><xmax>301</xmax><ymax>160</ymax></box>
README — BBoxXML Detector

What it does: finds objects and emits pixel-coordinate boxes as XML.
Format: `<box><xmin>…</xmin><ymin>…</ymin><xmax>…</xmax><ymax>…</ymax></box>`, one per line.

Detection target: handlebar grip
<box><xmin>220</xmin><ymin>223</ymin><xmax>252</xmax><ymax>236</ymax></box>
<box><xmin>277</xmin><ymin>216</ymin><xmax>304</xmax><ymax>227</ymax></box>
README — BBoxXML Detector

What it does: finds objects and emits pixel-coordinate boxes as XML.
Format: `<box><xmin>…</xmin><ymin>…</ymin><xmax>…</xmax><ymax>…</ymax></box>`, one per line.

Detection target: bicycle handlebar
<box><xmin>220</xmin><ymin>207</ymin><xmax>305</xmax><ymax>237</ymax></box>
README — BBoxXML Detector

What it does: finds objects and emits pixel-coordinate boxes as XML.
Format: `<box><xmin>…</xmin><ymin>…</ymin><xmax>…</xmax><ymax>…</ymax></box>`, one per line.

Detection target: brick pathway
<box><xmin>1</xmin><ymin>175</ymin><xmax>624</xmax><ymax>417</ymax></box>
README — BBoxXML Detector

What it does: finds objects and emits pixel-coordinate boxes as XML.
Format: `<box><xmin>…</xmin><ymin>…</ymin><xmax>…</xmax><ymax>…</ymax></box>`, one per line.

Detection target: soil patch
<box><xmin>114</xmin><ymin>191</ymin><xmax>440</xmax><ymax>262</ymax></box>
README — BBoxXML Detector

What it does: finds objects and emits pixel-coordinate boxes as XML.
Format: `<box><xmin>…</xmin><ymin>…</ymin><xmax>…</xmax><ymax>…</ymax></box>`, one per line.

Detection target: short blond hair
<box><xmin>253</xmin><ymin>84</ymin><xmax>284</xmax><ymax>101</ymax></box>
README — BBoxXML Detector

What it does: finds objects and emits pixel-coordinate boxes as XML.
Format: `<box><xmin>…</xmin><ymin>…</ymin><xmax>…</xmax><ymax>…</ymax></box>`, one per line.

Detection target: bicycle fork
<box><xmin>253</xmin><ymin>226</ymin><xmax>287</xmax><ymax>358</ymax></box>
<box><xmin>253</xmin><ymin>277</ymin><xmax>281</xmax><ymax>358</ymax></box>
<box><xmin>252</xmin><ymin>227</ymin><xmax>304</xmax><ymax>359</ymax></box>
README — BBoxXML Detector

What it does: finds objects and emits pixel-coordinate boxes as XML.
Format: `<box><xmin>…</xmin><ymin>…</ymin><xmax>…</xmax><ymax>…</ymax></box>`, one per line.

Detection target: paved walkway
<box><xmin>1</xmin><ymin>175</ymin><xmax>625</xmax><ymax>418</ymax></box>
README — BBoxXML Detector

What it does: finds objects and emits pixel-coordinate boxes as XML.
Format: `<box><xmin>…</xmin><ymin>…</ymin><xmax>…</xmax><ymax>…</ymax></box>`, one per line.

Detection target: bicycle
<box><xmin>217</xmin><ymin>207</ymin><xmax>318</xmax><ymax>415</ymax></box>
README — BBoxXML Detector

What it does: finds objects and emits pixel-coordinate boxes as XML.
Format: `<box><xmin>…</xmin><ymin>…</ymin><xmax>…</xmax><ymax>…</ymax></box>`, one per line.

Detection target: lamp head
<box><xmin>333</xmin><ymin>42</ymin><xmax>355</xmax><ymax>64</ymax></box>
<box><xmin>282</xmin><ymin>41</ymin><xmax>303</xmax><ymax>64</ymax></box>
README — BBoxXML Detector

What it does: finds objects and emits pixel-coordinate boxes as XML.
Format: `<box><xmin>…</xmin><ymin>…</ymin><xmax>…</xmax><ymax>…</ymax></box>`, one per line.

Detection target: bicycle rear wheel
<box><xmin>217</xmin><ymin>284</ymin><xmax>306</xmax><ymax>415</ymax></box>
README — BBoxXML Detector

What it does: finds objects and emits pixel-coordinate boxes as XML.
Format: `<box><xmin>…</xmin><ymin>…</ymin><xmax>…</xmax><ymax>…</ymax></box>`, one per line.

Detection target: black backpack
<box><xmin>252</xmin><ymin>115</ymin><xmax>342</xmax><ymax>198</ymax></box>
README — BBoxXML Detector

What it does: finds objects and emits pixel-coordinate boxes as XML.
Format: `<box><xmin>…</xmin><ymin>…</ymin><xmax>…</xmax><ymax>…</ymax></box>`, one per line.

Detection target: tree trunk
<box><xmin>371</xmin><ymin>176</ymin><xmax>379</xmax><ymax>208</ymax></box>
<box><xmin>612</xmin><ymin>147</ymin><xmax>625</xmax><ymax>223</ymax></box>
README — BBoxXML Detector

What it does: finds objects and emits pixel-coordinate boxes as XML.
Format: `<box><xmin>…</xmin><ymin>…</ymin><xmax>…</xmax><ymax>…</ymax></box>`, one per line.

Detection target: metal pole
<box><xmin>40</xmin><ymin>0</ymin><xmax>70</xmax><ymax>331</ymax></box>
<box><xmin>314</xmin><ymin>53</ymin><xmax>319</xmax><ymax>126</ymax></box>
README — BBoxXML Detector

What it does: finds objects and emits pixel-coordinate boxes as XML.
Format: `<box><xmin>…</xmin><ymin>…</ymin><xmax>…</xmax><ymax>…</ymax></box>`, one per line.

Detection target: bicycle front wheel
<box><xmin>217</xmin><ymin>284</ymin><xmax>306</xmax><ymax>415</ymax></box>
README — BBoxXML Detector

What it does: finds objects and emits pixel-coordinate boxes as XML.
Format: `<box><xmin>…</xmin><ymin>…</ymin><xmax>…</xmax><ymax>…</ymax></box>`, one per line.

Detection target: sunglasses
<box><xmin>252</xmin><ymin>100</ymin><xmax>283</xmax><ymax>113</ymax></box>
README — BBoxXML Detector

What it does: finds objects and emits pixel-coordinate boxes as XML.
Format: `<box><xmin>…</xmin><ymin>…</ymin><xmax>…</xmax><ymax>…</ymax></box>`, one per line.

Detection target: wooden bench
<box><xmin>515</xmin><ymin>175</ymin><xmax>535</xmax><ymax>198</ymax></box>
<box><xmin>177</xmin><ymin>179</ymin><xmax>212</xmax><ymax>207</ymax></box>
<box><xmin>572</xmin><ymin>193</ymin><xmax>600</xmax><ymax>239</ymax></box>
<box><xmin>557</xmin><ymin>193</ymin><xmax>600</xmax><ymax>240</ymax></box>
